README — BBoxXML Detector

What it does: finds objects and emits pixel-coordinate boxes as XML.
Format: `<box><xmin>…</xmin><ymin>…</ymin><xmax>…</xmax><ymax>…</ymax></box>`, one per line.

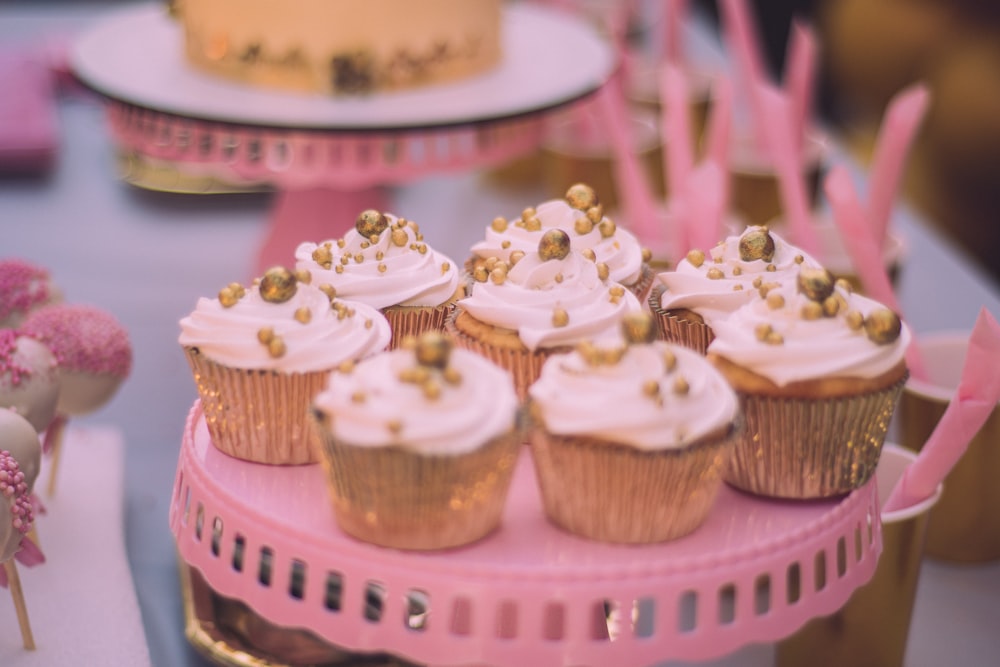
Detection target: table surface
<box><xmin>2</xmin><ymin>3</ymin><xmax>1000</xmax><ymax>666</ymax></box>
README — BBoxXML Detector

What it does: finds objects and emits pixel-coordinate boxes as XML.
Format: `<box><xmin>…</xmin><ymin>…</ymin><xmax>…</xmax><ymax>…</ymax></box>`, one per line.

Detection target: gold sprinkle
<box><xmin>335</xmin><ymin>265</ymin><xmax>344</xmax><ymax>274</ymax></box>
<box><xmin>732</xmin><ymin>266</ymin><xmax>743</xmax><ymax>276</ymax></box>
<box><xmin>318</xmin><ymin>284</ymin><xmax>337</xmax><ymax>299</ymax></box>
<box><xmin>354</xmin><ymin>253</ymin><xmax>364</xmax><ymax>263</ymax></box>
<box><xmin>351</xmin><ymin>391</ymin><xmax>366</xmax><ymax>404</ymax></box>
<box><xmin>598</xmin><ymin>217</ymin><xmax>616</xmax><ymax>238</ymax></box>
<box><xmin>794</xmin><ymin>254</ymin><xmax>805</xmax><ymax>264</ymax></box>
<box><xmin>714</xmin><ymin>255</ymin><xmax>724</xmax><ymax>264</ymax></box>
<box><xmin>706</xmin><ymin>268</ymin><xmax>724</xmax><ymax>280</ymax></box>
<box><xmin>574</xmin><ymin>217</ymin><xmax>594</xmax><ymax>235</ymax></box>
<box><xmin>509</xmin><ymin>250</ymin><xmax>525</xmax><ymax>265</ymax></box>
<box><xmin>766</xmin><ymin>293</ymin><xmax>785</xmax><ymax>310</ymax></box>
<box><xmin>673</xmin><ymin>376</ymin><xmax>690</xmax><ymax>395</ymax></box>
<box><xmin>554</xmin><ymin>273</ymin><xmax>564</xmax><ymax>283</ymax></box>
<box><xmin>337</xmin><ymin>360</ymin><xmax>355</xmax><ymax>374</ymax></box>
<box><xmin>752</xmin><ymin>276</ymin><xmax>763</xmax><ymax>288</ymax></box>
<box><xmin>846</xmin><ymin>310</ymin><xmax>864</xmax><ymax>330</ymax></box>
<box><xmin>501</xmin><ymin>240</ymin><xmax>511</xmax><ymax>249</ymax></box>
<box><xmin>218</xmin><ymin>286</ymin><xmax>239</xmax><ymax>308</ymax></box>
<box><xmin>473</xmin><ymin>266</ymin><xmax>489</xmax><ymax>282</ymax></box>
<box><xmin>802</xmin><ymin>302</ymin><xmax>824</xmax><ymax>320</ymax></box>
<box><xmin>733</xmin><ymin>284</ymin><xmax>744</xmax><ymax>291</ymax></box>
<box><xmin>686</xmin><ymin>249</ymin><xmax>705</xmax><ymax>268</ymax></box>
<box><xmin>764</xmin><ymin>331</ymin><xmax>785</xmax><ymax>345</ymax></box>
<box><xmin>642</xmin><ymin>380</ymin><xmax>660</xmax><ymax>397</ymax></box>
<box><xmin>399</xmin><ymin>366</ymin><xmax>431</xmax><ymax>384</ymax></box>
<box><xmin>754</xmin><ymin>323</ymin><xmax>773</xmax><ymax>341</ymax></box>
<box><xmin>490</xmin><ymin>266</ymin><xmax>507</xmax><ymax>284</ymax></box>
<box><xmin>375</xmin><ymin>251</ymin><xmax>385</xmax><ymax>261</ymax></box>
<box><xmin>581</xmin><ymin>248</ymin><xmax>597</xmax><ymax>262</ymax></box>
<box><xmin>378</xmin><ymin>263</ymin><xmax>387</xmax><ymax>273</ymax></box>
<box><xmin>609</xmin><ymin>285</ymin><xmax>626</xmax><ymax>298</ymax></box>
<box><xmin>766</xmin><ymin>264</ymin><xmax>777</xmax><ymax>272</ymax></box>
<box><xmin>312</xmin><ymin>246</ymin><xmax>333</xmax><ymax>268</ymax></box>
<box><xmin>552</xmin><ymin>308</ymin><xmax>569</xmax><ymax>327</ymax></box>
<box><xmin>257</xmin><ymin>327</ymin><xmax>275</xmax><ymax>344</ymax></box>
<box><xmin>391</xmin><ymin>228</ymin><xmax>408</xmax><ymax>247</ymax></box>
<box><xmin>484</xmin><ymin>256</ymin><xmax>499</xmax><ymax>271</ymax></box>
<box><xmin>340</xmin><ymin>256</ymin><xmax>350</xmax><ymax>265</ymax></box>
<box><xmin>267</xmin><ymin>337</ymin><xmax>286</xmax><ymax>358</ymax></box>
<box><xmin>294</xmin><ymin>307</ymin><xmax>311</xmax><ymax>323</ymax></box>
<box><xmin>336</xmin><ymin>239</ymin><xmax>346</xmax><ymax>248</ymax></box>
<box><xmin>662</xmin><ymin>350</ymin><xmax>677</xmax><ymax>372</ymax></box>
<box><xmin>596</xmin><ymin>262</ymin><xmax>610</xmax><ymax>281</ymax></box>
<box><xmin>365</xmin><ymin>319</ymin><xmax>373</xmax><ymax>329</ymax></box>
<box><xmin>443</xmin><ymin>367</ymin><xmax>462</xmax><ymax>385</ymax></box>
<box><xmin>360</xmin><ymin>241</ymin><xmax>370</xmax><ymax>249</ymax></box>
<box><xmin>387</xmin><ymin>419</ymin><xmax>402</xmax><ymax>435</ymax></box>
<box><xmin>586</xmin><ymin>205</ymin><xmax>604</xmax><ymax>223</ymax></box>
<box><xmin>441</xmin><ymin>262</ymin><xmax>451</xmax><ymax>273</ymax></box>
<box><xmin>491</xmin><ymin>216</ymin><xmax>508</xmax><ymax>232</ymax></box>
<box><xmin>417</xmin><ymin>244</ymin><xmax>428</xmax><ymax>255</ymax></box>
<box><xmin>738</xmin><ymin>228</ymin><xmax>776</xmax><ymax>262</ymax></box>
<box><xmin>371</xmin><ymin>234</ymin><xmax>382</xmax><ymax>244</ymax></box>
<box><xmin>822</xmin><ymin>295</ymin><xmax>841</xmax><ymax>317</ymax></box>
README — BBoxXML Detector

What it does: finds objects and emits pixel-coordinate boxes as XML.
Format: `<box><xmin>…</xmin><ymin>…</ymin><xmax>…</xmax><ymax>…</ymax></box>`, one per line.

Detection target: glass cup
<box><xmin>775</xmin><ymin>443</ymin><xmax>942</xmax><ymax>667</ymax></box>
<box><xmin>898</xmin><ymin>332</ymin><xmax>1000</xmax><ymax>562</ymax></box>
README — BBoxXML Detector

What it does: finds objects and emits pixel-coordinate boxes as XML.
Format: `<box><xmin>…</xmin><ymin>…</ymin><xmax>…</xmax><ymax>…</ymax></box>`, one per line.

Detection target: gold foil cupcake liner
<box><xmin>648</xmin><ymin>285</ymin><xmax>715</xmax><ymax>354</ymax></box>
<box><xmin>529</xmin><ymin>425</ymin><xmax>738</xmax><ymax>544</ymax></box>
<box><xmin>184</xmin><ymin>348</ymin><xmax>327</xmax><ymax>465</ymax></box>
<box><xmin>381</xmin><ymin>303</ymin><xmax>453</xmax><ymax>349</ymax></box>
<box><xmin>314</xmin><ymin>429</ymin><xmax>522</xmax><ymax>551</ymax></box>
<box><xmin>626</xmin><ymin>262</ymin><xmax>655</xmax><ymax>303</ymax></box>
<box><xmin>444</xmin><ymin>311</ymin><xmax>567</xmax><ymax>400</ymax></box>
<box><xmin>725</xmin><ymin>377</ymin><xmax>907</xmax><ymax>499</ymax></box>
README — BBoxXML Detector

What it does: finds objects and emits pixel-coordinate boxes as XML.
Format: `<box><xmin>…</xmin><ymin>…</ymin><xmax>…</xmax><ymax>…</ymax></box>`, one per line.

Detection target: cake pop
<box><xmin>18</xmin><ymin>304</ymin><xmax>132</xmax><ymax>496</ymax></box>
<box><xmin>0</xmin><ymin>329</ymin><xmax>59</xmax><ymax>434</ymax></box>
<box><xmin>0</xmin><ymin>259</ymin><xmax>61</xmax><ymax>329</ymax></box>
<box><xmin>0</xmin><ymin>410</ymin><xmax>43</xmax><ymax>650</ymax></box>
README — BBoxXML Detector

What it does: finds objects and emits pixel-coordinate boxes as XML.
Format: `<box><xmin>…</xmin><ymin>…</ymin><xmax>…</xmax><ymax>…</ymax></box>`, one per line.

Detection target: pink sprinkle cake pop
<box><xmin>0</xmin><ymin>259</ymin><xmax>61</xmax><ymax>329</ymax></box>
<box><xmin>0</xmin><ymin>329</ymin><xmax>59</xmax><ymax>433</ymax></box>
<box><xmin>0</xmin><ymin>409</ymin><xmax>41</xmax><ymax>495</ymax></box>
<box><xmin>18</xmin><ymin>303</ymin><xmax>132</xmax><ymax>416</ymax></box>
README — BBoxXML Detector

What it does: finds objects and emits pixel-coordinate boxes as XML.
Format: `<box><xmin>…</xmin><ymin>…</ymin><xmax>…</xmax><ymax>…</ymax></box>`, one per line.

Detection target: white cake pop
<box><xmin>0</xmin><ymin>329</ymin><xmax>59</xmax><ymax>434</ymax></box>
<box><xmin>0</xmin><ymin>259</ymin><xmax>61</xmax><ymax>330</ymax></box>
<box><xmin>0</xmin><ymin>409</ymin><xmax>41</xmax><ymax>497</ymax></box>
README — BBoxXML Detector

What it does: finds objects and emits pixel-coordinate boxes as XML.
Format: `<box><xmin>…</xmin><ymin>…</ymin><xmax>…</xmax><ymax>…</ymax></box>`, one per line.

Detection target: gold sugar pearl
<box><xmin>622</xmin><ymin>311</ymin><xmax>656</xmax><ymax>345</ymax></box>
<box><xmin>758</xmin><ymin>282</ymin><xmax>780</xmax><ymax>299</ymax></box>
<box><xmin>267</xmin><ymin>337</ymin><xmax>286</xmax><ymax>358</ymax></box>
<box><xmin>415</xmin><ymin>332</ymin><xmax>452</xmax><ymax>369</ymax></box>
<box><xmin>360</xmin><ymin>241</ymin><xmax>370</xmax><ymax>249</ymax></box>
<box><xmin>586</xmin><ymin>205</ymin><xmax>604</xmax><ymax>223</ymax></box>
<box><xmin>576</xmin><ymin>340</ymin><xmax>601</xmax><ymax>365</ymax></box>
<box><xmin>686</xmin><ymin>249</ymin><xmax>705</xmax><ymax>268</ymax></box>
<box><xmin>335</xmin><ymin>265</ymin><xmax>344</xmax><ymax>274</ymax></box>
<box><xmin>602</xmin><ymin>346</ymin><xmax>626</xmax><ymax>365</ymax></box>
<box><xmin>662</xmin><ymin>349</ymin><xmax>677</xmax><ymax>372</ymax></box>
<box><xmin>521</xmin><ymin>207</ymin><xmax>536</xmax><ymax>221</ymax></box>
<box><xmin>369</xmin><ymin>234</ymin><xmax>381</xmax><ymax>245</ymax></box>
<box><xmin>797</xmin><ymin>267</ymin><xmax>836</xmax><ymax>302</ymax></box>
<box><xmin>794</xmin><ymin>254</ymin><xmax>805</xmax><ymax>265</ymax></box>
<box><xmin>598</xmin><ymin>218</ymin><xmax>616</xmax><ymax>238</ymax></box>
<box><xmin>443</xmin><ymin>367</ymin><xmax>462</xmax><ymax>385</ymax></box>
<box><xmin>490</xmin><ymin>266</ymin><xmax>507</xmax><ymax>284</ymax></box>
<box><xmin>417</xmin><ymin>244</ymin><xmax>428</xmax><ymax>255</ymax></box>
<box><xmin>609</xmin><ymin>285</ymin><xmax>626</xmax><ymax>298</ymax></box>
<box><xmin>574</xmin><ymin>217</ymin><xmax>594</xmax><ymax>235</ymax></box>
<box><xmin>355</xmin><ymin>209</ymin><xmax>388</xmax><ymax>238</ymax></box>
<box><xmin>257</xmin><ymin>327</ymin><xmax>275</xmax><ymax>344</ymax></box>
<box><xmin>340</xmin><ymin>256</ymin><xmax>350</xmax><ymax>266</ymax></box>
<box><xmin>338</xmin><ymin>359</ymin><xmax>355</xmax><ymax>374</ymax></box>
<box><xmin>802</xmin><ymin>302</ymin><xmax>824</xmax><ymax>320</ymax></box>
<box><xmin>765</xmin><ymin>331</ymin><xmax>785</xmax><ymax>345</ymax></box>
<box><xmin>228</xmin><ymin>282</ymin><xmax>246</xmax><ymax>297</ymax></box>
<box><xmin>538</xmin><ymin>229</ymin><xmax>571</xmax><ymax>261</ymax></box>
<box><xmin>509</xmin><ymin>250</ymin><xmax>525</xmax><ymax>265</ymax></box>
<box><xmin>473</xmin><ymin>266</ymin><xmax>489</xmax><ymax>283</ymax></box>
<box><xmin>755</xmin><ymin>323</ymin><xmax>773</xmax><ymax>342</ymax></box>
<box><xmin>552</xmin><ymin>308</ymin><xmax>569</xmax><ymax>327</ymax></box>
<box><xmin>732</xmin><ymin>266</ymin><xmax>743</xmax><ymax>276</ymax></box>
<box><xmin>767</xmin><ymin>293</ymin><xmax>785</xmax><ymax>310</ymax></box>
<box><xmin>375</xmin><ymin>251</ymin><xmax>385</xmax><ymax>261</ymax></box>
<box><xmin>554</xmin><ymin>273</ymin><xmax>564</xmax><ymax>283</ymax></box>
<box><xmin>295</xmin><ymin>269</ymin><xmax>312</xmax><ymax>285</ymax></box>
<box><xmin>484</xmin><ymin>256</ymin><xmax>498</xmax><ymax>271</ymax></box>
<box><xmin>581</xmin><ymin>248</ymin><xmax>597</xmax><ymax>262</ymax></box>
<box><xmin>351</xmin><ymin>391</ymin><xmax>366</xmax><ymax>404</ymax></box>
<box><xmin>354</xmin><ymin>253</ymin><xmax>364</xmax><ymax>263</ymax></box>
<box><xmin>318</xmin><ymin>284</ymin><xmax>337</xmax><ymax>299</ymax></box>
<box><xmin>364</xmin><ymin>319</ymin><xmax>373</xmax><ymax>329</ymax></box>
<box><xmin>218</xmin><ymin>286</ymin><xmax>240</xmax><ymax>308</ymax></box>
<box><xmin>294</xmin><ymin>307</ymin><xmax>311</xmax><ymax>324</ymax></box>
<box><xmin>706</xmin><ymin>268</ymin><xmax>724</xmax><ymax>280</ymax></box>
<box><xmin>642</xmin><ymin>380</ymin><xmax>660</xmax><ymax>397</ymax></box>
<box><xmin>491</xmin><ymin>216</ymin><xmax>508</xmax><ymax>233</ymax></box>
<box><xmin>714</xmin><ymin>255</ymin><xmax>724</xmax><ymax>264</ymax></box>
<box><xmin>391</xmin><ymin>228</ymin><xmax>408</xmax><ymax>247</ymax></box>
<box><xmin>641</xmin><ymin>247</ymin><xmax>652</xmax><ymax>262</ymax></box>
<box><xmin>565</xmin><ymin>183</ymin><xmax>598</xmax><ymax>210</ymax></box>
<box><xmin>835</xmin><ymin>278</ymin><xmax>854</xmax><ymax>294</ymax></box>
<box><xmin>501</xmin><ymin>240</ymin><xmax>511</xmax><ymax>249</ymax></box>
<box><xmin>312</xmin><ymin>246</ymin><xmax>333</xmax><ymax>268</ymax></box>
<box><xmin>596</xmin><ymin>262</ymin><xmax>610</xmax><ymax>281</ymax></box>
<box><xmin>823</xmin><ymin>295</ymin><xmax>842</xmax><ymax>317</ymax></box>
<box><xmin>377</xmin><ymin>263</ymin><xmax>387</xmax><ymax>274</ymax></box>
<box><xmin>752</xmin><ymin>276</ymin><xmax>763</xmax><ymax>288</ymax></box>
<box><xmin>336</xmin><ymin>239</ymin><xmax>346</xmax><ymax>248</ymax></box>
<box><xmin>765</xmin><ymin>264</ymin><xmax>777</xmax><ymax>272</ymax></box>
<box><xmin>524</xmin><ymin>217</ymin><xmax>542</xmax><ymax>232</ymax></box>
<box><xmin>387</xmin><ymin>419</ymin><xmax>403</xmax><ymax>435</ymax></box>
<box><xmin>738</xmin><ymin>228</ymin><xmax>776</xmax><ymax>262</ymax></box>
<box><xmin>422</xmin><ymin>381</ymin><xmax>442</xmax><ymax>400</ymax></box>
<box><xmin>733</xmin><ymin>284</ymin><xmax>744</xmax><ymax>291</ymax></box>
<box><xmin>864</xmin><ymin>308</ymin><xmax>902</xmax><ymax>345</ymax></box>
<box><xmin>259</xmin><ymin>266</ymin><xmax>298</xmax><ymax>303</ymax></box>
<box><xmin>846</xmin><ymin>310</ymin><xmax>865</xmax><ymax>330</ymax></box>
<box><xmin>673</xmin><ymin>376</ymin><xmax>690</xmax><ymax>395</ymax></box>
<box><xmin>441</xmin><ymin>261</ymin><xmax>451</xmax><ymax>274</ymax></box>
<box><xmin>399</xmin><ymin>366</ymin><xmax>431</xmax><ymax>384</ymax></box>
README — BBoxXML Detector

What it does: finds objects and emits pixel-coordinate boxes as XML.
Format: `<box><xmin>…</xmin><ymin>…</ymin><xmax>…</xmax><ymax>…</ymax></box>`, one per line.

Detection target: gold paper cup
<box><xmin>314</xmin><ymin>427</ymin><xmax>521</xmax><ymax>551</ymax></box>
<box><xmin>776</xmin><ymin>444</ymin><xmax>942</xmax><ymax>667</ymax></box>
<box><xmin>647</xmin><ymin>284</ymin><xmax>715</xmax><ymax>354</ymax></box>
<box><xmin>724</xmin><ymin>376</ymin><xmax>907</xmax><ymax>499</ymax></box>
<box><xmin>183</xmin><ymin>347</ymin><xmax>327</xmax><ymax>465</ymax></box>
<box><xmin>898</xmin><ymin>332</ymin><xmax>1000</xmax><ymax>562</ymax></box>
<box><xmin>529</xmin><ymin>424</ymin><xmax>738</xmax><ymax>544</ymax></box>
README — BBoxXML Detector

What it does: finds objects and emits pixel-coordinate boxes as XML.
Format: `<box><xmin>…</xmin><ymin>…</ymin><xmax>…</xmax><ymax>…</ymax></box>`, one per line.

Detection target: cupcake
<box><xmin>707</xmin><ymin>268</ymin><xmax>910</xmax><ymax>499</ymax></box>
<box><xmin>528</xmin><ymin>312</ymin><xmax>741</xmax><ymax>543</ymax></box>
<box><xmin>311</xmin><ymin>333</ymin><xmax>521</xmax><ymax>551</ymax></box>
<box><xmin>179</xmin><ymin>267</ymin><xmax>391</xmax><ymax>465</ymax></box>
<box><xmin>0</xmin><ymin>259</ymin><xmax>61</xmax><ymax>329</ymax></box>
<box><xmin>0</xmin><ymin>329</ymin><xmax>59</xmax><ymax>433</ymax></box>
<box><xmin>650</xmin><ymin>225</ymin><xmax>823</xmax><ymax>353</ymax></box>
<box><xmin>295</xmin><ymin>210</ymin><xmax>462</xmax><ymax>348</ymax></box>
<box><xmin>449</xmin><ymin>229</ymin><xmax>643</xmax><ymax>398</ymax></box>
<box><xmin>468</xmin><ymin>184</ymin><xmax>654</xmax><ymax>300</ymax></box>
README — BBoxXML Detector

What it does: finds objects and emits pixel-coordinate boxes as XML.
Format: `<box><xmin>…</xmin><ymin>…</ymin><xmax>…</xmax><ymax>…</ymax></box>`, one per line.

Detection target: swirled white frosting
<box><xmin>459</xmin><ymin>250</ymin><xmax>643</xmax><ymax>350</ymax></box>
<box><xmin>470</xmin><ymin>199</ymin><xmax>646</xmax><ymax>286</ymax></box>
<box><xmin>529</xmin><ymin>341</ymin><xmax>739</xmax><ymax>449</ymax></box>
<box><xmin>655</xmin><ymin>226</ymin><xmax>823</xmax><ymax>327</ymax></box>
<box><xmin>294</xmin><ymin>214</ymin><xmax>460</xmax><ymax>309</ymax></box>
<box><xmin>178</xmin><ymin>282</ymin><xmax>391</xmax><ymax>372</ymax></box>
<box><xmin>707</xmin><ymin>282</ymin><xmax>911</xmax><ymax>385</ymax></box>
<box><xmin>313</xmin><ymin>347</ymin><xmax>518</xmax><ymax>454</ymax></box>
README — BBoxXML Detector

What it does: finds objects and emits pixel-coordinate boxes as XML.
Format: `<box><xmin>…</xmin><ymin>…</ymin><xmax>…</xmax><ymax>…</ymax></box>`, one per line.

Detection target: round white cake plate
<box><xmin>70</xmin><ymin>2</ymin><xmax>615</xmax><ymax>272</ymax></box>
<box><xmin>170</xmin><ymin>402</ymin><xmax>883</xmax><ymax>667</ymax></box>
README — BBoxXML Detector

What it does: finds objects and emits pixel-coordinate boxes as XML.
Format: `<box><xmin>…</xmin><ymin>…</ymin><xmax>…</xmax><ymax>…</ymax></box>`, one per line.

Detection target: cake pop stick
<box><xmin>867</xmin><ymin>84</ymin><xmax>931</xmax><ymax>250</ymax></box>
<box><xmin>783</xmin><ymin>21</ymin><xmax>817</xmax><ymax>155</ymax></box>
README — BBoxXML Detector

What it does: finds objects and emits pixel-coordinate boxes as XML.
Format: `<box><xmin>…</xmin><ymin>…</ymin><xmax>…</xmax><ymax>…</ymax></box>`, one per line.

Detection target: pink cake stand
<box><xmin>70</xmin><ymin>2</ymin><xmax>615</xmax><ymax>273</ymax></box>
<box><xmin>170</xmin><ymin>401</ymin><xmax>882</xmax><ymax>667</ymax></box>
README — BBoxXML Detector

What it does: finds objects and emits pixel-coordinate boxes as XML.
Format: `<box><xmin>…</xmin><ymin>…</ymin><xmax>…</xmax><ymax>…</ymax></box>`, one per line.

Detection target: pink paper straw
<box><xmin>883</xmin><ymin>308</ymin><xmax>1000</xmax><ymax>512</ymax></box>
<box><xmin>703</xmin><ymin>75</ymin><xmax>733</xmax><ymax>207</ymax></box>
<box><xmin>596</xmin><ymin>79</ymin><xmax>661</xmax><ymax>246</ymax></box>
<box><xmin>660</xmin><ymin>64</ymin><xmax>694</xmax><ymax>201</ymax></box>
<box><xmin>758</xmin><ymin>83</ymin><xmax>822</xmax><ymax>257</ymax></box>
<box><xmin>684</xmin><ymin>160</ymin><xmax>727</xmax><ymax>253</ymax></box>
<box><xmin>719</xmin><ymin>0</ymin><xmax>768</xmax><ymax>150</ymax></box>
<box><xmin>663</xmin><ymin>0</ymin><xmax>689</xmax><ymax>65</ymax></box>
<box><xmin>867</xmin><ymin>83</ymin><xmax>931</xmax><ymax>251</ymax></box>
<box><xmin>784</xmin><ymin>20</ymin><xmax>817</xmax><ymax>156</ymax></box>
<box><xmin>824</xmin><ymin>165</ymin><xmax>927</xmax><ymax>379</ymax></box>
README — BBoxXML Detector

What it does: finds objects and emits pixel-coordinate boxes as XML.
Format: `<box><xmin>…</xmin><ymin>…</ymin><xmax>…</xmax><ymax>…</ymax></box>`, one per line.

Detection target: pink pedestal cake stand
<box><xmin>169</xmin><ymin>401</ymin><xmax>882</xmax><ymax>667</ymax></box>
<box><xmin>69</xmin><ymin>2</ymin><xmax>615</xmax><ymax>273</ymax></box>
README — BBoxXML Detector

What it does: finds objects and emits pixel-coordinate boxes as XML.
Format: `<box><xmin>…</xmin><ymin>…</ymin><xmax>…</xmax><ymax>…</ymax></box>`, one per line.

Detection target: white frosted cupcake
<box><xmin>295</xmin><ymin>210</ymin><xmax>462</xmax><ymax>347</ymax></box>
<box><xmin>650</xmin><ymin>225</ymin><xmax>824</xmax><ymax>353</ymax></box>
<box><xmin>311</xmin><ymin>333</ymin><xmax>521</xmax><ymax>550</ymax></box>
<box><xmin>449</xmin><ymin>229</ymin><xmax>643</xmax><ymax>398</ymax></box>
<box><xmin>707</xmin><ymin>267</ymin><xmax>910</xmax><ymax>498</ymax></box>
<box><xmin>468</xmin><ymin>184</ymin><xmax>654</xmax><ymax>300</ymax></box>
<box><xmin>179</xmin><ymin>267</ymin><xmax>391</xmax><ymax>464</ymax></box>
<box><xmin>528</xmin><ymin>313</ymin><xmax>741</xmax><ymax>544</ymax></box>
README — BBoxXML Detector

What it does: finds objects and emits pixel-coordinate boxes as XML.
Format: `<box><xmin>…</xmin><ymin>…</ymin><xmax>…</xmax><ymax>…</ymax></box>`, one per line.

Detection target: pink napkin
<box><xmin>883</xmin><ymin>309</ymin><xmax>1000</xmax><ymax>512</ymax></box>
<box><xmin>684</xmin><ymin>161</ymin><xmax>727</xmax><ymax>254</ymax></box>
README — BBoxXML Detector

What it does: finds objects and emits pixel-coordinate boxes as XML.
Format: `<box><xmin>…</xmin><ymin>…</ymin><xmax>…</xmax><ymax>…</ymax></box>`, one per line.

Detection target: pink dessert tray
<box><xmin>170</xmin><ymin>401</ymin><xmax>882</xmax><ymax>667</ymax></box>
